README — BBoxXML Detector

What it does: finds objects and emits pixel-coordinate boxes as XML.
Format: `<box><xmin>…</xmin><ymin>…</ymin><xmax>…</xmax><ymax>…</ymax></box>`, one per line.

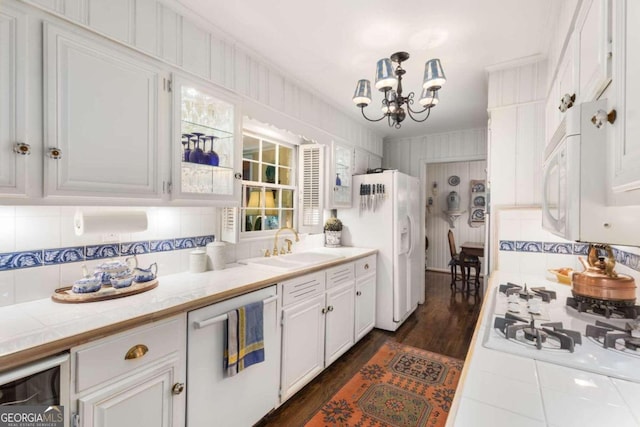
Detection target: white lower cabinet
<box><xmin>71</xmin><ymin>315</ymin><xmax>186</xmax><ymax>427</ymax></box>
<box><xmin>355</xmin><ymin>255</ymin><xmax>376</xmax><ymax>342</ymax></box>
<box><xmin>280</xmin><ymin>263</ymin><xmax>362</xmax><ymax>403</ymax></box>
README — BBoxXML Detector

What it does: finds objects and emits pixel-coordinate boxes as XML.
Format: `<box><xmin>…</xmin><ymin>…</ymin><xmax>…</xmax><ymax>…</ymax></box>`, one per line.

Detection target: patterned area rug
<box><xmin>305</xmin><ymin>341</ymin><xmax>464</xmax><ymax>427</ymax></box>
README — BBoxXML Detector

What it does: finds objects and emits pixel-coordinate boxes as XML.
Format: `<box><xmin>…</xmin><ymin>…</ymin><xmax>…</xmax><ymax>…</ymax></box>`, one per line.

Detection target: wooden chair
<box><xmin>447</xmin><ymin>230</ymin><xmax>480</xmax><ymax>292</ymax></box>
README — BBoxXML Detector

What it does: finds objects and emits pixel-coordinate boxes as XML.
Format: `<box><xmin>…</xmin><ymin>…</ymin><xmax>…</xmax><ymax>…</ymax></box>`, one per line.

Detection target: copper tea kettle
<box><xmin>572</xmin><ymin>244</ymin><xmax>636</xmax><ymax>303</ymax></box>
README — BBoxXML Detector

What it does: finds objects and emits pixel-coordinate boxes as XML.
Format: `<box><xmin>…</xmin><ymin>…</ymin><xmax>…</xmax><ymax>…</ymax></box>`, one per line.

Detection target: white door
<box><xmin>393</xmin><ymin>172</ymin><xmax>411</xmax><ymax>322</ymax></box>
<box><xmin>355</xmin><ymin>274</ymin><xmax>376</xmax><ymax>342</ymax></box>
<box><xmin>324</xmin><ymin>283</ymin><xmax>355</xmax><ymax>367</ymax></box>
<box><xmin>78</xmin><ymin>360</ymin><xmax>181</xmax><ymax>427</ymax></box>
<box><xmin>43</xmin><ymin>23</ymin><xmax>165</xmax><ymax>199</ymax></box>
<box><xmin>0</xmin><ymin>3</ymin><xmax>28</xmax><ymax>197</ymax></box>
<box><xmin>611</xmin><ymin>0</ymin><xmax>640</xmax><ymax>192</ymax></box>
<box><xmin>407</xmin><ymin>176</ymin><xmax>424</xmax><ymax>306</ymax></box>
<box><xmin>576</xmin><ymin>0</ymin><xmax>611</xmax><ymax>103</ymax></box>
<box><xmin>280</xmin><ymin>293</ymin><xmax>325</xmax><ymax>402</ymax></box>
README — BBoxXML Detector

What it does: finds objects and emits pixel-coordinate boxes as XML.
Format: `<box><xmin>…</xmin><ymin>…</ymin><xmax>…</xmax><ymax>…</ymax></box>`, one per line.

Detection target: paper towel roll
<box><xmin>74</xmin><ymin>211</ymin><xmax>148</xmax><ymax>236</ymax></box>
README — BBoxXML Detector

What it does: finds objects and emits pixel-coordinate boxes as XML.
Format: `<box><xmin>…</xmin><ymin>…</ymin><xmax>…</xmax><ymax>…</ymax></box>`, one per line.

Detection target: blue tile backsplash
<box><xmin>499</xmin><ymin>240</ymin><xmax>640</xmax><ymax>272</ymax></box>
<box><xmin>0</xmin><ymin>235</ymin><xmax>215</xmax><ymax>272</ymax></box>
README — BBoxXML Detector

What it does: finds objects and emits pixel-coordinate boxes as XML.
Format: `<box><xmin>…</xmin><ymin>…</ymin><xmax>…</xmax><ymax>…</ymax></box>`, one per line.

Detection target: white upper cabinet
<box><xmin>610</xmin><ymin>0</ymin><xmax>640</xmax><ymax>193</ymax></box>
<box><xmin>44</xmin><ymin>23</ymin><xmax>166</xmax><ymax>200</ymax></box>
<box><xmin>327</xmin><ymin>141</ymin><xmax>352</xmax><ymax>208</ymax></box>
<box><xmin>576</xmin><ymin>0</ymin><xmax>612</xmax><ymax>103</ymax></box>
<box><xmin>0</xmin><ymin>3</ymin><xmax>28</xmax><ymax>197</ymax></box>
<box><xmin>171</xmin><ymin>75</ymin><xmax>241</xmax><ymax>203</ymax></box>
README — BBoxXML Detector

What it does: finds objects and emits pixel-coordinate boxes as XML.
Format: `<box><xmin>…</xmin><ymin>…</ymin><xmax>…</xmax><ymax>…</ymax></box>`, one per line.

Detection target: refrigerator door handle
<box><xmin>406</xmin><ymin>215</ymin><xmax>413</xmax><ymax>256</ymax></box>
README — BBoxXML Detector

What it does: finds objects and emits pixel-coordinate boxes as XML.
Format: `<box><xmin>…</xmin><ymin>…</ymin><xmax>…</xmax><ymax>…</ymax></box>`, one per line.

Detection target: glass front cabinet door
<box><xmin>172</xmin><ymin>76</ymin><xmax>241</xmax><ymax>202</ymax></box>
<box><xmin>328</xmin><ymin>141</ymin><xmax>353</xmax><ymax>208</ymax></box>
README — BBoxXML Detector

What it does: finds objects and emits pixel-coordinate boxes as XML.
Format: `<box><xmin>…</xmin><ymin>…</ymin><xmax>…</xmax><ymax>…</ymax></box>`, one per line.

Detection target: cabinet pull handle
<box><xmin>364</xmin><ymin>263</ymin><xmax>369</xmax><ymax>270</ymax></box>
<box><xmin>48</xmin><ymin>147</ymin><xmax>62</xmax><ymax>159</ymax></box>
<box><xmin>356</xmin><ymin>291</ymin><xmax>362</xmax><ymax>296</ymax></box>
<box><xmin>327</xmin><ymin>305</ymin><xmax>334</xmax><ymax>312</ymax></box>
<box><xmin>558</xmin><ymin>93</ymin><xmax>576</xmax><ymax>112</ymax></box>
<box><xmin>13</xmin><ymin>142</ymin><xmax>31</xmax><ymax>156</ymax></box>
<box><xmin>194</xmin><ymin>295</ymin><xmax>278</xmax><ymax>329</ymax></box>
<box><xmin>124</xmin><ymin>344</ymin><xmax>149</xmax><ymax>360</ymax></box>
<box><xmin>591</xmin><ymin>109</ymin><xmax>617</xmax><ymax>128</ymax></box>
<box><xmin>172</xmin><ymin>382</ymin><xmax>185</xmax><ymax>395</ymax></box>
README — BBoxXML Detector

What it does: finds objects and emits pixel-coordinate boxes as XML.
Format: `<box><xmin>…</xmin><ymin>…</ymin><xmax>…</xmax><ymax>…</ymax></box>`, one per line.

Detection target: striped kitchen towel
<box><xmin>224</xmin><ymin>300</ymin><xmax>265</xmax><ymax>376</ymax></box>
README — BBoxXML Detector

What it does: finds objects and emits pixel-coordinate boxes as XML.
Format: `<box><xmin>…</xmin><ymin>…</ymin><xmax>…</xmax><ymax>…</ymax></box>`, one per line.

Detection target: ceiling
<box><xmin>177</xmin><ymin>0</ymin><xmax>555</xmax><ymax>140</ymax></box>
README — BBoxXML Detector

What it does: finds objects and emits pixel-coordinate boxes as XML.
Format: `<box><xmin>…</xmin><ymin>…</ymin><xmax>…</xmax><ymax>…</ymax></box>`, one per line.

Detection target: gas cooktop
<box><xmin>483</xmin><ymin>280</ymin><xmax>640</xmax><ymax>383</ymax></box>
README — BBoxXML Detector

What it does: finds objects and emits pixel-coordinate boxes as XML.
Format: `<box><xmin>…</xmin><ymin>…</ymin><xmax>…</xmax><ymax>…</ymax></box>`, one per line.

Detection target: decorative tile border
<box><xmin>499</xmin><ymin>240</ymin><xmax>640</xmax><ymax>272</ymax></box>
<box><xmin>0</xmin><ymin>235</ymin><xmax>214</xmax><ymax>271</ymax></box>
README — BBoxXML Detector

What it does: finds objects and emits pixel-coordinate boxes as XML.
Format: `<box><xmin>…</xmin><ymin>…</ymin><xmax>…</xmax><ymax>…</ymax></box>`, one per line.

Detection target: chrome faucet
<box><xmin>273</xmin><ymin>227</ymin><xmax>299</xmax><ymax>256</ymax></box>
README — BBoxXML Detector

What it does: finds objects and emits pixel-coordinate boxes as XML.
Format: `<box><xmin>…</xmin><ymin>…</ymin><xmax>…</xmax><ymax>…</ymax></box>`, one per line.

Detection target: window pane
<box><xmin>264</xmin><ymin>165</ymin><xmax>276</xmax><ymax>183</ymax></box>
<box><xmin>282</xmin><ymin>210</ymin><xmax>294</xmax><ymax>228</ymax></box>
<box><xmin>242</xmin><ymin>160</ymin><xmax>260</xmax><ymax>181</ymax></box>
<box><xmin>265</xmin><ymin>214</ymin><xmax>279</xmax><ymax>230</ymax></box>
<box><xmin>282</xmin><ymin>189</ymin><xmax>294</xmax><ymax>208</ymax></box>
<box><xmin>262</xmin><ymin>141</ymin><xmax>277</xmax><ymax>164</ymax></box>
<box><xmin>243</xmin><ymin>135</ymin><xmax>260</xmax><ymax>160</ymax></box>
<box><xmin>278</xmin><ymin>167</ymin><xmax>292</xmax><ymax>185</ymax></box>
<box><xmin>279</xmin><ymin>145</ymin><xmax>293</xmax><ymax>167</ymax></box>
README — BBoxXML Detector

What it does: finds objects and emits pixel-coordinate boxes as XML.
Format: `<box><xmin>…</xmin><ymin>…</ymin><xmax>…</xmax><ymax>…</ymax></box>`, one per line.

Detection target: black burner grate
<box><xmin>567</xmin><ymin>295</ymin><xmax>639</xmax><ymax>319</ymax></box>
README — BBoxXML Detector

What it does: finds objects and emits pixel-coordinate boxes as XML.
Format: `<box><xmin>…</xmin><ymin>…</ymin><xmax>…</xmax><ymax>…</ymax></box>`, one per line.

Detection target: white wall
<box><xmin>426</xmin><ymin>160</ymin><xmax>486</xmax><ymax>271</ymax></box>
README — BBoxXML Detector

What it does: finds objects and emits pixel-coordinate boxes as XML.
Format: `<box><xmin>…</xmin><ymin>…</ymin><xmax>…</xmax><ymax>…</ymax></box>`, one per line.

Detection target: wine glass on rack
<box><xmin>199</xmin><ymin>135</ymin><xmax>211</xmax><ymax>165</ymax></box>
<box><xmin>206</xmin><ymin>136</ymin><xmax>220</xmax><ymax>167</ymax></box>
<box><xmin>189</xmin><ymin>133</ymin><xmax>204</xmax><ymax>163</ymax></box>
<box><xmin>181</xmin><ymin>133</ymin><xmax>192</xmax><ymax>162</ymax></box>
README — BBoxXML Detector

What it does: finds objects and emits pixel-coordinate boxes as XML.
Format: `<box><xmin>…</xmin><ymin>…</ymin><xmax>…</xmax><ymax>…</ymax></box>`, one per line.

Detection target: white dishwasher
<box><xmin>187</xmin><ymin>286</ymin><xmax>280</xmax><ymax>427</ymax></box>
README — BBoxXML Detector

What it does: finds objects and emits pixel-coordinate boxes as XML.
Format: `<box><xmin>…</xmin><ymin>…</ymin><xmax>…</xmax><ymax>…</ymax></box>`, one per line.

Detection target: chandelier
<box><xmin>352</xmin><ymin>52</ymin><xmax>446</xmax><ymax>128</ymax></box>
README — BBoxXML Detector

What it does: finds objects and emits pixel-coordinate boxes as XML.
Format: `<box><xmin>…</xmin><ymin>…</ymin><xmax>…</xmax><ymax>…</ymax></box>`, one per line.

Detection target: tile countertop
<box><xmin>0</xmin><ymin>247</ymin><xmax>376</xmax><ymax>372</ymax></box>
<box><xmin>446</xmin><ymin>271</ymin><xmax>640</xmax><ymax>427</ymax></box>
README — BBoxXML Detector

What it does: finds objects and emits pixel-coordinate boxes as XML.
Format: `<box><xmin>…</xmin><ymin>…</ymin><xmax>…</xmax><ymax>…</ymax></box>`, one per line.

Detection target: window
<box><xmin>241</xmin><ymin>132</ymin><xmax>296</xmax><ymax>234</ymax></box>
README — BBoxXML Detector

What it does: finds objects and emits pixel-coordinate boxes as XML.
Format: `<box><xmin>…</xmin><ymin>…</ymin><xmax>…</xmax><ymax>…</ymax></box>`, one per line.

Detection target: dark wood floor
<box><xmin>256</xmin><ymin>271</ymin><xmax>483</xmax><ymax>427</ymax></box>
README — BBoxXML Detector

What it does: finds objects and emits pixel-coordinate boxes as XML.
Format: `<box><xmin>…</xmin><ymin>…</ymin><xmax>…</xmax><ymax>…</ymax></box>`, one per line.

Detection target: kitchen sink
<box><xmin>238</xmin><ymin>251</ymin><xmax>345</xmax><ymax>272</ymax></box>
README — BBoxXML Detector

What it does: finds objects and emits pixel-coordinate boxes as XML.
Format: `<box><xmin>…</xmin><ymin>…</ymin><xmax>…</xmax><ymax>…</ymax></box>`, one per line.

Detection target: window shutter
<box><xmin>298</xmin><ymin>144</ymin><xmax>324</xmax><ymax>234</ymax></box>
<box><xmin>220</xmin><ymin>207</ymin><xmax>239</xmax><ymax>243</ymax></box>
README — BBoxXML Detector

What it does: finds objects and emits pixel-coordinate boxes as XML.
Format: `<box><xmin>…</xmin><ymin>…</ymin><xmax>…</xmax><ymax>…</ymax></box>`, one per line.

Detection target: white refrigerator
<box><xmin>340</xmin><ymin>170</ymin><xmax>424</xmax><ymax>331</ymax></box>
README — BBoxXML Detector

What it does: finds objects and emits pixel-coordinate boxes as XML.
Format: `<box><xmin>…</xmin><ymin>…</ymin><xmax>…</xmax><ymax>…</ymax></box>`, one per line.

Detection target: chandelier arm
<box><xmin>360</xmin><ymin>106</ymin><xmax>387</xmax><ymax>122</ymax></box>
<box><xmin>406</xmin><ymin>105</ymin><xmax>433</xmax><ymax>123</ymax></box>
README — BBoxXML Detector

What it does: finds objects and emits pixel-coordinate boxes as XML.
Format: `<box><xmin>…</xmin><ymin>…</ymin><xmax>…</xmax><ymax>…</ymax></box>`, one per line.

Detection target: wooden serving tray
<box><xmin>51</xmin><ymin>279</ymin><xmax>158</xmax><ymax>303</ymax></box>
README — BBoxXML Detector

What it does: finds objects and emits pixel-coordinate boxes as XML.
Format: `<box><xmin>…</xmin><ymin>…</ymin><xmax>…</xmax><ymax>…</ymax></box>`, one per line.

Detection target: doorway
<box><xmin>424</xmin><ymin>160</ymin><xmax>487</xmax><ymax>272</ymax></box>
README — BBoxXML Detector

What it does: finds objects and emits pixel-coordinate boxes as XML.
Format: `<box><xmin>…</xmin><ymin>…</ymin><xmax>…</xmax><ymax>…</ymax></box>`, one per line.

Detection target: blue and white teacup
<box><xmin>110</xmin><ymin>275</ymin><xmax>135</xmax><ymax>289</ymax></box>
<box><xmin>72</xmin><ymin>274</ymin><xmax>102</xmax><ymax>293</ymax></box>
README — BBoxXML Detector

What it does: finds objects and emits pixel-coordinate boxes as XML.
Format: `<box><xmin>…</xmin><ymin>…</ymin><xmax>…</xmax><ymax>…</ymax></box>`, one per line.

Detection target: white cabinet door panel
<box><xmin>0</xmin><ymin>5</ymin><xmax>27</xmax><ymax>197</ymax></box>
<box><xmin>78</xmin><ymin>361</ymin><xmax>176</xmax><ymax>427</ymax></box>
<box><xmin>86</xmin><ymin>0</ymin><xmax>132</xmax><ymax>43</ymax></box>
<box><xmin>355</xmin><ymin>273</ymin><xmax>376</xmax><ymax>342</ymax></box>
<box><xmin>612</xmin><ymin>0</ymin><xmax>640</xmax><ymax>192</ymax></box>
<box><xmin>577</xmin><ymin>0</ymin><xmax>611</xmax><ymax>102</ymax></box>
<box><xmin>325</xmin><ymin>283</ymin><xmax>355</xmax><ymax>367</ymax></box>
<box><xmin>44</xmin><ymin>24</ymin><xmax>163</xmax><ymax>198</ymax></box>
<box><xmin>280</xmin><ymin>293</ymin><xmax>325</xmax><ymax>401</ymax></box>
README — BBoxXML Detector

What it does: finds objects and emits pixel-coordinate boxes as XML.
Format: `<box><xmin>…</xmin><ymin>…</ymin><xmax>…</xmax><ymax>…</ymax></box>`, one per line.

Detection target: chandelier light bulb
<box><xmin>419</xmin><ymin>89</ymin><xmax>439</xmax><ymax>108</ymax></box>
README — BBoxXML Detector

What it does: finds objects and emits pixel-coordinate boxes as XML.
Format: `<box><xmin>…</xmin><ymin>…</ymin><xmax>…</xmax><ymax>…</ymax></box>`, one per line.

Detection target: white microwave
<box><xmin>542</xmin><ymin>99</ymin><xmax>640</xmax><ymax>246</ymax></box>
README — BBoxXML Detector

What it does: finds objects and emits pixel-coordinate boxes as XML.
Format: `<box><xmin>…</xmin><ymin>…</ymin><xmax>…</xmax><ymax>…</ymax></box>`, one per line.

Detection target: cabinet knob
<box><xmin>558</xmin><ymin>93</ymin><xmax>576</xmax><ymax>112</ymax></box>
<box><xmin>124</xmin><ymin>344</ymin><xmax>149</xmax><ymax>360</ymax></box>
<box><xmin>591</xmin><ymin>109</ymin><xmax>617</xmax><ymax>128</ymax></box>
<box><xmin>364</xmin><ymin>263</ymin><xmax>369</xmax><ymax>270</ymax></box>
<box><xmin>327</xmin><ymin>305</ymin><xmax>334</xmax><ymax>312</ymax></box>
<box><xmin>234</xmin><ymin>172</ymin><xmax>242</xmax><ymax>179</ymax></box>
<box><xmin>48</xmin><ymin>147</ymin><xmax>62</xmax><ymax>159</ymax></box>
<box><xmin>172</xmin><ymin>382</ymin><xmax>185</xmax><ymax>395</ymax></box>
<box><xmin>13</xmin><ymin>142</ymin><xmax>31</xmax><ymax>156</ymax></box>
<box><xmin>356</xmin><ymin>291</ymin><xmax>362</xmax><ymax>296</ymax></box>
